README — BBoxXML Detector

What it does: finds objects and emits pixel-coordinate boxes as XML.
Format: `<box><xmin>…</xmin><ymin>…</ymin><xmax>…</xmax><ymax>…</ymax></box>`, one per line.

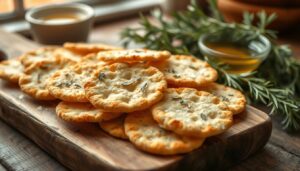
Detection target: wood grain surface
<box><xmin>0</xmin><ymin>164</ymin><xmax>6</xmax><ymax>171</ymax></box>
<box><xmin>0</xmin><ymin>28</ymin><xmax>273</xmax><ymax>171</ymax></box>
<box><xmin>0</xmin><ymin>120</ymin><xmax>66</xmax><ymax>171</ymax></box>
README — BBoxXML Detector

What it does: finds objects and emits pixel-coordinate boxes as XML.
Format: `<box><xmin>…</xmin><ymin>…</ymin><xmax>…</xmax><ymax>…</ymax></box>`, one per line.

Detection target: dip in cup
<box><xmin>26</xmin><ymin>3</ymin><xmax>94</xmax><ymax>45</ymax></box>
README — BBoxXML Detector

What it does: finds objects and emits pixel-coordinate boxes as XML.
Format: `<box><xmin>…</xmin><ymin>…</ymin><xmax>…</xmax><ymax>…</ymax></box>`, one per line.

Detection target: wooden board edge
<box><xmin>0</xmin><ymin>95</ymin><xmax>127</xmax><ymax>171</ymax></box>
<box><xmin>178</xmin><ymin>115</ymin><xmax>272</xmax><ymax>170</ymax></box>
<box><xmin>165</xmin><ymin>114</ymin><xmax>272</xmax><ymax>171</ymax></box>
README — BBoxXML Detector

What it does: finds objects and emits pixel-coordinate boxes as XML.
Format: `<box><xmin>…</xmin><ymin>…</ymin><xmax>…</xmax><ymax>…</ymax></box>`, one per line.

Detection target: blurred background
<box><xmin>0</xmin><ymin>0</ymin><xmax>300</xmax><ymax>35</ymax></box>
<box><xmin>0</xmin><ymin>0</ymin><xmax>160</xmax><ymax>34</ymax></box>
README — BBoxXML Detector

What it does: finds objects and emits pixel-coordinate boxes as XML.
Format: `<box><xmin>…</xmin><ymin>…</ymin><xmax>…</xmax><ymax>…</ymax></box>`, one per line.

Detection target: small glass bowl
<box><xmin>198</xmin><ymin>33</ymin><xmax>271</xmax><ymax>74</ymax></box>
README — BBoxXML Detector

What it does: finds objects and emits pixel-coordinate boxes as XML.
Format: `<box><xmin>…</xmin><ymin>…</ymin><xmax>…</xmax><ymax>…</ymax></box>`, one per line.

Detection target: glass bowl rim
<box><xmin>198</xmin><ymin>33</ymin><xmax>271</xmax><ymax>60</ymax></box>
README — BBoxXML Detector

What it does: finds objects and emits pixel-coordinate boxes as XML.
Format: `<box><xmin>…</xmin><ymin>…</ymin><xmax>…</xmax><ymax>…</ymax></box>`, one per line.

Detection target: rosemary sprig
<box><xmin>216</xmin><ymin>68</ymin><xmax>300</xmax><ymax>130</ymax></box>
<box><xmin>121</xmin><ymin>1</ymin><xmax>277</xmax><ymax>56</ymax></box>
<box><xmin>121</xmin><ymin>0</ymin><xmax>300</xmax><ymax>130</ymax></box>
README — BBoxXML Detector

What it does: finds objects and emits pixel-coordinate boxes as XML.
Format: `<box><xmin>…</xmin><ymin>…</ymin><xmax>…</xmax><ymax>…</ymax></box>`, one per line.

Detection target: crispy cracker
<box><xmin>20</xmin><ymin>47</ymin><xmax>58</xmax><ymax>68</ymax></box>
<box><xmin>200</xmin><ymin>83</ymin><xmax>246</xmax><ymax>114</ymax></box>
<box><xmin>84</xmin><ymin>63</ymin><xmax>167</xmax><ymax>113</ymax></box>
<box><xmin>56</xmin><ymin>101</ymin><xmax>122</xmax><ymax>122</ymax></box>
<box><xmin>152</xmin><ymin>55</ymin><xmax>217</xmax><ymax>87</ymax></box>
<box><xmin>152</xmin><ymin>88</ymin><xmax>233</xmax><ymax>138</ymax></box>
<box><xmin>63</xmin><ymin>42</ymin><xmax>123</xmax><ymax>55</ymax></box>
<box><xmin>0</xmin><ymin>58</ymin><xmax>23</xmax><ymax>83</ymax></box>
<box><xmin>19</xmin><ymin>57</ymin><xmax>75</xmax><ymax>100</ymax></box>
<box><xmin>47</xmin><ymin>61</ymin><xmax>104</xmax><ymax>102</ymax></box>
<box><xmin>97</xmin><ymin>49</ymin><xmax>171</xmax><ymax>63</ymax></box>
<box><xmin>99</xmin><ymin>115</ymin><xmax>128</xmax><ymax>139</ymax></box>
<box><xmin>53</xmin><ymin>48</ymin><xmax>83</xmax><ymax>63</ymax></box>
<box><xmin>125</xmin><ymin>110</ymin><xmax>205</xmax><ymax>155</ymax></box>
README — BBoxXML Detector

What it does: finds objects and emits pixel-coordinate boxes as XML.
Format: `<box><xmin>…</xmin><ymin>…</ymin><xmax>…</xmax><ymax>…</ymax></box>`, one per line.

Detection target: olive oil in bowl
<box><xmin>199</xmin><ymin>34</ymin><xmax>271</xmax><ymax>75</ymax></box>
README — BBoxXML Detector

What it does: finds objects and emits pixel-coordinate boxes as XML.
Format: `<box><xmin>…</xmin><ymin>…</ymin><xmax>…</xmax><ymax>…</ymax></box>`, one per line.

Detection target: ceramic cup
<box><xmin>26</xmin><ymin>3</ymin><xmax>94</xmax><ymax>45</ymax></box>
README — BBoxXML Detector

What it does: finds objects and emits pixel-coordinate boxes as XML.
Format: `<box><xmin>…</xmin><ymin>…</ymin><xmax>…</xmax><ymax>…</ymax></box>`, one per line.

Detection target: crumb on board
<box><xmin>37</xmin><ymin>106</ymin><xmax>43</xmax><ymax>111</ymax></box>
<box><xmin>18</xmin><ymin>94</ymin><xmax>24</xmax><ymax>100</ymax></box>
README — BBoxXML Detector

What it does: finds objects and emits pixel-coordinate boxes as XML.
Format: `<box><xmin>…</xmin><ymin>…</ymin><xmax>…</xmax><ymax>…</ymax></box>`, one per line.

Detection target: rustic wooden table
<box><xmin>0</xmin><ymin>16</ymin><xmax>300</xmax><ymax>171</ymax></box>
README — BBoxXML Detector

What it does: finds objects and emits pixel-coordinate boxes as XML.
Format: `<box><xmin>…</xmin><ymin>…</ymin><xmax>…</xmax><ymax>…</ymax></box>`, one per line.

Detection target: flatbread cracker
<box><xmin>200</xmin><ymin>83</ymin><xmax>246</xmax><ymax>114</ymax></box>
<box><xmin>47</xmin><ymin>61</ymin><xmax>104</xmax><ymax>102</ymax></box>
<box><xmin>152</xmin><ymin>88</ymin><xmax>233</xmax><ymax>138</ymax></box>
<box><xmin>152</xmin><ymin>55</ymin><xmax>218</xmax><ymax>87</ymax></box>
<box><xmin>56</xmin><ymin>102</ymin><xmax>122</xmax><ymax>122</ymax></box>
<box><xmin>47</xmin><ymin>67</ymin><xmax>88</xmax><ymax>102</ymax></box>
<box><xmin>125</xmin><ymin>110</ymin><xmax>205</xmax><ymax>155</ymax></box>
<box><xmin>99</xmin><ymin>115</ymin><xmax>128</xmax><ymax>139</ymax></box>
<box><xmin>20</xmin><ymin>47</ymin><xmax>57</xmax><ymax>68</ymax></box>
<box><xmin>79</xmin><ymin>53</ymin><xmax>107</xmax><ymax>66</ymax></box>
<box><xmin>19</xmin><ymin>58</ymin><xmax>75</xmax><ymax>100</ymax></box>
<box><xmin>53</xmin><ymin>48</ymin><xmax>83</xmax><ymax>63</ymax></box>
<box><xmin>97</xmin><ymin>49</ymin><xmax>171</xmax><ymax>63</ymax></box>
<box><xmin>63</xmin><ymin>42</ymin><xmax>123</xmax><ymax>55</ymax></box>
<box><xmin>84</xmin><ymin>63</ymin><xmax>167</xmax><ymax>113</ymax></box>
<box><xmin>0</xmin><ymin>58</ymin><xmax>24</xmax><ymax>83</ymax></box>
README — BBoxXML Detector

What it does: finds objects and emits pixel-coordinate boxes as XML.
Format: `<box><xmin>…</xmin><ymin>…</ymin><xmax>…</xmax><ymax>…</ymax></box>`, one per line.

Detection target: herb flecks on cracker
<box><xmin>98</xmin><ymin>72</ymin><xmax>106</xmax><ymax>81</ymax></box>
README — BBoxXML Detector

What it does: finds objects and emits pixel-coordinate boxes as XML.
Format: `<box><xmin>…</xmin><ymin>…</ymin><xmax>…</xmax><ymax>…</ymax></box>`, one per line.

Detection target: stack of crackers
<box><xmin>0</xmin><ymin>43</ymin><xmax>246</xmax><ymax>155</ymax></box>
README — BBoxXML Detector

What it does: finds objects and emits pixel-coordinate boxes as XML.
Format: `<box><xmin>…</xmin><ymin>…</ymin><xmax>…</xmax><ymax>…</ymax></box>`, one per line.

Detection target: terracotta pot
<box><xmin>218</xmin><ymin>0</ymin><xmax>300</xmax><ymax>30</ymax></box>
<box><xmin>231</xmin><ymin>0</ymin><xmax>300</xmax><ymax>7</ymax></box>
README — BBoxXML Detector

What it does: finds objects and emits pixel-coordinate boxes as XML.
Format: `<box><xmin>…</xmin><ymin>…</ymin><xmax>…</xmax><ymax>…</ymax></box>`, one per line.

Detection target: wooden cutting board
<box><xmin>0</xmin><ymin>29</ymin><xmax>272</xmax><ymax>171</ymax></box>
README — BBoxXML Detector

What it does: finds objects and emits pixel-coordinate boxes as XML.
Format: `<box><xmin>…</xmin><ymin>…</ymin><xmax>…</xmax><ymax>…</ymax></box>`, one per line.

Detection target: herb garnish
<box><xmin>174</xmin><ymin>74</ymin><xmax>181</xmax><ymax>78</ymax></box>
<box><xmin>180</xmin><ymin>99</ymin><xmax>190</xmax><ymax>108</ymax></box>
<box><xmin>56</xmin><ymin>81</ymin><xmax>81</xmax><ymax>88</ymax></box>
<box><xmin>37</xmin><ymin>73</ymin><xmax>41</xmax><ymax>83</ymax></box>
<box><xmin>73</xmin><ymin>83</ymin><xmax>82</xmax><ymax>88</ymax></box>
<box><xmin>59</xmin><ymin>82</ymin><xmax>71</xmax><ymax>87</ymax></box>
<box><xmin>172</xmin><ymin>96</ymin><xmax>182</xmax><ymax>101</ymax></box>
<box><xmin>200</xmin><ymin>113</ymin><xmax>207</xmax><ymax>121</ymax></box>
<box><xmin>121</xmin><ymin>0</ymin><xmax>300</xmax><ymax>130</ymax></box>
<box><xmin>172</xmin><ymin>96</ymin><xmax>191</xmax><ymax>108</ymax></box>
<box><xmin>220</xmin><ymin>96</ymin><xmax>229</xmax><ymax>102</ymax></box>
<box><xmin>189</xmin><ymin>65</ymin><xmax>197</xmax><ymax>70</ymax></box>
<box><xmin>166</xmin><ymin>68</ymin><xmax>180</xmax><ymax>78</ymax></box>
<box><xmin>165</xmin><ymin>68</ymin><xmax>176</xmax><ymax>74</ymax></box>
<box><xmin>121</xmin><ymin>78</ymin><xmax>141</xmax><ymax>86</ymax></box>
<box><xmin>98</xmin><ymin>72</ymin><xmax>106</xmax><ymax>81</ymax></box>
<box><xmin>140</xmin><ymin>82</ymin><xmax>148</xmax><ymax>93</ymax></box>
<box><xmin>173</xmin><ymin>98</ymin><xmax>192</xmax><ymax>111</ymax></box>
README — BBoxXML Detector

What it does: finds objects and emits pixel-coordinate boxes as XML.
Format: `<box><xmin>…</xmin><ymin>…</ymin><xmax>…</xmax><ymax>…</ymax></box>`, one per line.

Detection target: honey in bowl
<box><xmin>199</xmin><ymin>34</ymin><xmax>271</xmax><ymax>75</ymax></box>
